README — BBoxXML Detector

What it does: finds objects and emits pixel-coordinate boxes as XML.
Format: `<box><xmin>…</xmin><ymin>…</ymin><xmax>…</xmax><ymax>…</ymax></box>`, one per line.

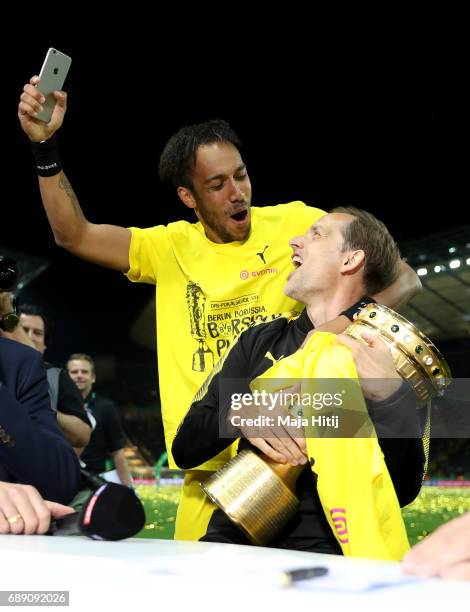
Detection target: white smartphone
<box><xmin>36</xmin><ymin>48</ymin><xmax>72</xmax><ymax>123</ymax></box>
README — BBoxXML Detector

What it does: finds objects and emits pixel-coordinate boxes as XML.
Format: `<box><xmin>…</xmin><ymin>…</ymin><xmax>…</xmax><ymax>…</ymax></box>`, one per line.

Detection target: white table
<box><xmin>0</xmin><ymin>535</ymin><xmax>467</xmax><ymax>611</ymax></box>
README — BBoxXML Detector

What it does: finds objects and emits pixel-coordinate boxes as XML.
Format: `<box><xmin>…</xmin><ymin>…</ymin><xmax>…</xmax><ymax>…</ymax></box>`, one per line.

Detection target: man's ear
<box><xmin>177</xmin><ymin>187</ymin><xmax>196</xmax><ymax>210</ymax></box>
<box><xmin>343</xmin><ymin>249</ymin><xmax>365</xmax><ymax>273</ymax></box>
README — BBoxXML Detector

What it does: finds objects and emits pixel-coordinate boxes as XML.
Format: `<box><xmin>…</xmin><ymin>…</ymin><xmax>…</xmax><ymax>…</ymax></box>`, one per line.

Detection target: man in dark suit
<box><xmin>0</xmin><ymin>294</ymin><xmax>92</xmax><ymax>449</ymax></box>
<box><xmin>0</xmin><ymin>336</ymin><xmax>80</xmax><ymax>533</ymax></box>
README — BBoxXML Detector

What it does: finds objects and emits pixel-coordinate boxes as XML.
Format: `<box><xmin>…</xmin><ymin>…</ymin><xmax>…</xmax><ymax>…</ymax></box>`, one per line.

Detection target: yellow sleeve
<box><xmin>286</xmin><ymin>200</ymin><xmax>326</xmax><ymax>230</ymax></box>
<box><xmin>125</xmin><ymin>225</ymin><xmax>172</xmax><ymax>284</ymax></box>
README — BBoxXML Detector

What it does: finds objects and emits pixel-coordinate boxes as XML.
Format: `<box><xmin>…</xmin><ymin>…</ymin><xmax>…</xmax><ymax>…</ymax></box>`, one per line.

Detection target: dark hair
<box><xmin>159</xmin><ymin>119</ymin><xmax>242</xmax><ymax>189</ymax></box>
<box><xmin>67</xmin><ymin>352</ymin><xmax>95</xmax><ymax>374</ymax></box>
<box><xmin>331</xmin><ymin>206</ymin><xmax>401</xmax><ymax>294</ymax></box>
<box><xmin>20</xmin><ymin>303</ymin><xmax>52</xmax><ymax>343</ymax></box>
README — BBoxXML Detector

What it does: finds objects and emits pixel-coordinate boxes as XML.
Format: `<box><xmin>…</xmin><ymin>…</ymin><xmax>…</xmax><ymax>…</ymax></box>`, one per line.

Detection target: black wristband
<box><xmin>340</xmin><ymin>296</ymin><xmax>376</xmax><ymax>322</ymax></box>
<box><xmin>30</xmin><ymin>134</ymin><xmax>62</xmax><ymax>177</ymax></box>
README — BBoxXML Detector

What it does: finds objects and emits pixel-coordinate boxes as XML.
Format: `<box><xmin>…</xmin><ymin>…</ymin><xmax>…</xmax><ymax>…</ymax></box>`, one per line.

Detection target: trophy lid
<box><xmin>346</xmin><ymin>303</ymin><xmax>452</xmax><ymax>404</ymax></box>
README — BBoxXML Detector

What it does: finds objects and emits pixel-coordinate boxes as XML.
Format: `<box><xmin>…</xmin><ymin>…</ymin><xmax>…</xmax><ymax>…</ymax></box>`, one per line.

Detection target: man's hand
<box><xmin>18</xmin><ymin>76</ymin><xmax>67</xmax><ymax>142</ymax></box>
<box><xmin>0</xmin><ymin>292</ymin><xmax>14</xmax><ymax>317</ymax></box>
<box><xmin>0</xmin><ymin>482</ymin><xmax>74</xmax><ymax>535</ymax></box>
<box><xmin>336</xmin><ymin>331</ymin><xmax>402</xmax><ymax>401</ymax></box>
<box><xmin>402</xmin><ymin>512</ymin><xmax>470</xmax><ymax>580</ymax></box>
<box><xmin>228</xmin><ymin>384</ymin><xmax>308</xmax><ymax>466</ymax></box>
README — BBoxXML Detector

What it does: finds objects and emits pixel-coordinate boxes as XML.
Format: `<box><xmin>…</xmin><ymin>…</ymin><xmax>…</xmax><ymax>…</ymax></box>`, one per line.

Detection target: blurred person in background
<box><xmin>67</xmin><ymin>353</ymin><xmax>132</xmax><ymax>487</ymax></box>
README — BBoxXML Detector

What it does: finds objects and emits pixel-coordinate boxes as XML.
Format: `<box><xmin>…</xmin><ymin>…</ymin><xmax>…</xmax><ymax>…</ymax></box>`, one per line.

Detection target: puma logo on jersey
<box><xmin>265</xmin><ymin>351</ymin><xmax>284</xmax><ymax>365</ymax></box>
<box><xmin>256</xmin><ymin>245</ymin><xmax>269</xmax><ymax>264</ymax></box>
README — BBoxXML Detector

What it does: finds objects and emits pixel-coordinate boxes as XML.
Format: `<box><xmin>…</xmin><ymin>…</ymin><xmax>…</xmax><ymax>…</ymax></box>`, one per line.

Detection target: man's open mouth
<box><xmin>230</xmin><ymin>210</ymin><xmax>248</xmax><ymax>223</ymax></box>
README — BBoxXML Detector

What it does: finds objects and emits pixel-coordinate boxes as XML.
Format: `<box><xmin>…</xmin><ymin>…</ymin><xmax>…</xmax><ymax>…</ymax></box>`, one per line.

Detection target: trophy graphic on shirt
<box><xmin>186</xmin><ymin>281</ymin><xmax>214</xmax><ymax>372</ymax></box>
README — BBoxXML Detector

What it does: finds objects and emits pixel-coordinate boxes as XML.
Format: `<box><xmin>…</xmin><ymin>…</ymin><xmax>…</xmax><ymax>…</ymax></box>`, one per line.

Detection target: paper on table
<box><xmin>293</xmin><ymin>563</ymin><xmax>418</xmax><ymax>592</ymax></box>
<box><xmin>145</xmin><ymin>546</ymin><xmax>419</xmax><ymax>592</ymax></box>
<box><xmin>99</xmin><ymin>469</ymin><xmax>123</xmax><ymax>484</ymax></box>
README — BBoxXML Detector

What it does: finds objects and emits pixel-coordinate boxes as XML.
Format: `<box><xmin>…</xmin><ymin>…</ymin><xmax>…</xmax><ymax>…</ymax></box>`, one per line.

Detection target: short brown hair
<box><xmin>67</xmin><ymin>353</ymin><xmax>95</xmax><ymax>374</ymax></box>
<box><xmin>331</xmin><ymin>206</ymin><xmax>401</xmax><ymax>294</ymax></box>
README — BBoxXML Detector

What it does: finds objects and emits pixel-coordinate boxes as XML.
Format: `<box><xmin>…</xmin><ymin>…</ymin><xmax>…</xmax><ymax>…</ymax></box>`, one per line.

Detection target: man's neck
<box><xmin>305</xmin><ymin>288</ymin><xmax>365</xmax><ymax>328</ymax></box>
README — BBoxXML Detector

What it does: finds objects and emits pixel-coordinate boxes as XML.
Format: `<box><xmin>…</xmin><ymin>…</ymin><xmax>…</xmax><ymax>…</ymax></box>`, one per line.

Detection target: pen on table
<box><xmin>281</xmin><ymin>566</ymin><xmax>329</xmax><ymax>587</ymax></box>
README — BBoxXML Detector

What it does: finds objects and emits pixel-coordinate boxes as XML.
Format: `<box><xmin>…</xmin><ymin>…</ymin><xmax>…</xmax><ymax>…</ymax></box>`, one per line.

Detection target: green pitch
<box><xmin>134</xmin><ymin>484</ymin><xmax>470</xmax><ymax>546</ymax></box>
